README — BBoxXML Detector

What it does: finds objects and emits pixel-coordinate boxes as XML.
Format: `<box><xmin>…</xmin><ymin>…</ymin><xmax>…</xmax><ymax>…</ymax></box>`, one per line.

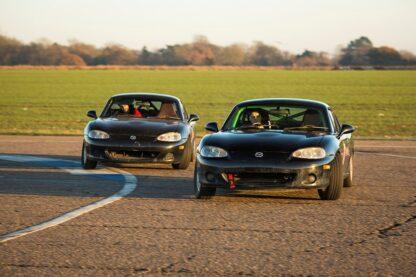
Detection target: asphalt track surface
<box><xmin>0</xmin><ymin>136</ymin><xmax>415</xmax><ymax>275</ymax></box>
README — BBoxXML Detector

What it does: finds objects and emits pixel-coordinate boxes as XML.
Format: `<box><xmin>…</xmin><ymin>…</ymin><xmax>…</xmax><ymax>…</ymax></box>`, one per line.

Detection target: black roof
<box><xmin>111</xmin><ymin>92</ymin><xmax>181</xmax><ymax>103</ymax></box>
<box><xmin>237</xmin><ymin>98</ymin><xmax>330</xmax><ymax>110</ymax></box>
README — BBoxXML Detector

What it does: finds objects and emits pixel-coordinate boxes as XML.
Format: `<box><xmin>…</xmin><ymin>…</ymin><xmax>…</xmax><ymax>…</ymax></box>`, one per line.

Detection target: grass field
<box><xmin>0</xmin><ymin>69</ymin><xmax>415</xmax><ymax>138</ymax></box>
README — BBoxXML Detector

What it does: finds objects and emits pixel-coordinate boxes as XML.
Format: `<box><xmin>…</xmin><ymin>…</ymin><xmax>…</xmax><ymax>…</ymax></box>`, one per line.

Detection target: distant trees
<box><xmin>96</xmin><ymin>44</ymin><xmax>138</xmax><ymax>65</ymax></box>
<box><xmin>0</xmin><ymin>35</ymin><xmax>22</xmax><ymax>65</ymax></box>
<box><xmin>216</xmin><ymin>44</ymin><xmax>246</xmax><ymax>65</ymax></box>
<box><xmin>367</xmin><ymin>47</ymin><xmax>403</xmax><ymax>66</ymax></box>
<box><xmin>178</xmin><ymin>35</ymin><xmax>219</xmax><ymax>65</ymax></box>
<box><xmin>0</xmin><ymin>34</ymin><xmax>415</xmax><ymax>66</ymax></box>
<box><xmin>158</xmin><ymin>45</ymin><xmax>187</xmax><ymax>65</ymax></box>
<box><xmin>399</xmin><ymin>50</ymin><xmax>416</xmax><ymax>65</ymax></box>
<box><xmin>294</xmin><ymin>50</ymin><xmax>331</xmax><ymax>67</ymax></box>
<box><xmin>339</xmin><ymin>36</ymin><xmax>373</xmax><ymax>65</ymax></box>
<box><xmin>67</xmin><ymin>40</ymin><xmax>100</xmax><ymax>65</ymax></box>
<box><xmin>138</xmin><ymin>46</ymin><xmax>160</xmax><ymax>65</ymax></box>
<box><xmin>247</xmin><ymin>42</ymin><xmax>287</xmax><ymax>66</ymax></box>
<box><xmin>138</xmin><ymin>36</ymin><xmax>220</xmax><ymax>66</ymax></box>
<box><xmin>337</xmin><ymin>36</ymin><xmax>415</xmax><ymax>66</ymax></box>
<box><xmin>0</xmin><ymin>38</ymin><xmax>86</xmax><ymax>66</ymax></box>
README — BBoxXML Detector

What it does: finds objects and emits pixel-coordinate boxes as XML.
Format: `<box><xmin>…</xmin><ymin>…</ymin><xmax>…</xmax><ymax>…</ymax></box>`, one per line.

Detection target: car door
<box><xmin>330</xmin><ymin>110</ymin><xmax>352</xmax><ymax>175</ymax></box>
<box><xmin>182</xmin><ymin>104</ymin><xmax>197</xmax><ymax>158</ymax></box>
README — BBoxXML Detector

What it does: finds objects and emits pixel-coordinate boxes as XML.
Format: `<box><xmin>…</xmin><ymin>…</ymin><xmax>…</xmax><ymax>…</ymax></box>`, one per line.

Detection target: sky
<box><xmin>0</xmin><ymin>0</ymin><xmax>415</xmax><ymax>54</ymax></box>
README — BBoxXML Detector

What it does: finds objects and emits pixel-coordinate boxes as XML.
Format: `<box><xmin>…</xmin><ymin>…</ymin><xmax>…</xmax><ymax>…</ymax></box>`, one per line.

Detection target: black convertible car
<box><xmin>82</xmin><ymin>93</ymin><xmax>199</xmax><ymax>170</ymax></box>
<box><xmin>194</xmin><ymin>98</ymin><xmax>355</xmax><ymax>200</ymax></box>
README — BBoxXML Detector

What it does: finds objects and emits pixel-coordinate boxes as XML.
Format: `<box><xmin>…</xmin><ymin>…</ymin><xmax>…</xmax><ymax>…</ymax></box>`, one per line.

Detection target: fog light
<box><xmin>179</xmin><ymin>145</ymin><xmax>185</xmax><ymax>150</ymax></box>
<box><xmin>323</xmin><ymin>164</ymin><xmax>331</xmax><ymax>170</ymax></box>
<box><xmin>206</xmin><ymin>172</ymin><xmax>216</xmax><ymax>182</ymax></box>
<box><xmin>164</xmin><ymin>153</ymin><xmax>174</xmax><ymax>161</ymax></box>
<box><xmin>307</xmin><ymin>174</ymin><xmax>317</xmax><ymax>184</ymax></box>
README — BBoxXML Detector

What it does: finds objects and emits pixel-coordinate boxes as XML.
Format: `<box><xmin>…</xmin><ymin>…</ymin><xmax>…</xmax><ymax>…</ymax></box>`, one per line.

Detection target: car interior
<box><xmin>231</xmin><ymin>106</ymin><xmax>326</xmax><ymax>130</ymax></box>
<box><xmin>105</xmin><ymin>99</ymin><xmax>181</xmax><ymax>119</ymax></box>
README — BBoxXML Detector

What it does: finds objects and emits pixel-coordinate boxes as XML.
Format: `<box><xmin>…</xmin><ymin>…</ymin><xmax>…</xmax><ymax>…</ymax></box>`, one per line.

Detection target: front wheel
<box><xmin>190</xmin><ymin>139</ymin><xmax>196</xmax><ymax>162</ymax></box>
<box><xmin>194</xmin><ymin>164</ymin><xmax>216</xmax><ymax>199</ymax></box>
<box><xmin>81</xmin><ymin>142</ymin><xmax>97</xmax><ymax>170</ymax></box>
<box><xmin>172</xmin><ymin>139</ymin><xmax>192</xmax><ymax>170</ymax></box>
<box><xmin>318</xmin><ymin>154</ymin><xmax>343</xmax><ymax>200</ymax></box>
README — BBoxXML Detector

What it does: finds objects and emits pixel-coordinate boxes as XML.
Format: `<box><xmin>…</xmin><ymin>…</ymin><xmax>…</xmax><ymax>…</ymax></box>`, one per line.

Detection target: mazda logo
<box><xmin>130</xmin><ymin>135</ymin><xmax>136</xmax><ymax>140</ymax></box>
<box><xmin>255</xmin><ymin>152</ymin><xmax>264</xmax><ymax>158</ymax></box>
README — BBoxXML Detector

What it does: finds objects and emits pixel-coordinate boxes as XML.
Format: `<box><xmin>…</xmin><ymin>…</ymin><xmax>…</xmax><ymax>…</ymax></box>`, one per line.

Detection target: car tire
<box><xmin>318</xmin><ymin>154</ymin><xmax>343</xmax><ymax>200</ymax></box>
<box><xmin>172</xmin><ymin>139</ymin><xmax>192</xmax><ymax>170</ymax></box>
<box><xmin>190</xmin><ymin>139</ymin><xmax>196</xmax><ymax>162</ymax></box>
<box><xmin>194</xmin><ymin>164</ymin><xmax>216</xmax><ymax>199</ymax></box>
<box><xmin>343</xmin><ymin>155</ymin><xmax>354</xmax><ymax>187</ymax></box>
<box><xmin>81</xmin><ymin>142</ymin><xmax>97</xmax><ymax>170</ymax></box>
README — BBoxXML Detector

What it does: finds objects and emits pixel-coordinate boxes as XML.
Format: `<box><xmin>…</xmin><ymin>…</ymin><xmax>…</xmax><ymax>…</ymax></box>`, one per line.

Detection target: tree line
<box><xmin>0</xmin><ymin>35</ymin><xmax>415</xmax><ymax>67</ymax></box>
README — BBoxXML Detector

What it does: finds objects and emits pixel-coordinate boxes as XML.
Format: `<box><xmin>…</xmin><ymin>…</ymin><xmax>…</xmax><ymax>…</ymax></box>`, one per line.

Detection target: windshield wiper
<box><xmin>284</xmin><ymin>125</ymin><xmax>328</xmax><ymax>132</ymax></box>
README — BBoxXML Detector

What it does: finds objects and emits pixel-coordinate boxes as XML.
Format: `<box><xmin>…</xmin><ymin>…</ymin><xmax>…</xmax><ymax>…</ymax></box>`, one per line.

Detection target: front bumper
<box><xmin>196</xmin><ymin>155</ymin><xmax>334</xmax><ymax>190</ymax></box>
<box><xmin>84</xmin><ymin>137</ymin><xmax>188</xmax><ymax>164</ymax></box>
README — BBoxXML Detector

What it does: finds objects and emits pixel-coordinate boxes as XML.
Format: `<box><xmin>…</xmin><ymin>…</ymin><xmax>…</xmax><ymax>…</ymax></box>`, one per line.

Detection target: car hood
<box><xmin>203</xmin><ymin>130</ymin><xmax>324</xmax><ymax>153</ymax></box>
<box><xmin>88</xmin><ymin>117</ymin><xmax>185</xmax><ymax>137</ymax></box>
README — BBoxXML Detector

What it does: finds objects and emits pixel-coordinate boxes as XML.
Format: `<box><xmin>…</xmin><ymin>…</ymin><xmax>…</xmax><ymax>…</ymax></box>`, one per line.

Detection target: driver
<box><xmin>120</xmin><ymin>104</ymin><xmax>130</xmax><ymax>114</ymax></box>
<box><xmin>249</xmin><ymin>111</ymin><xmax>262</xmax><ymax>126</ymax></box>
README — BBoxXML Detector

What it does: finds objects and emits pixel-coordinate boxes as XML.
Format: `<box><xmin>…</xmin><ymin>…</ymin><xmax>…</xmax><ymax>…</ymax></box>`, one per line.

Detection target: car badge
<box><xmin>255</xmin><ymin>152</ymin><xmax>264</xmax><ymax>158</ymax></box>
<box><xmin>130</xmin><ymin>135</ymin><xmax>136</xmax><ymax>141</ymax></box>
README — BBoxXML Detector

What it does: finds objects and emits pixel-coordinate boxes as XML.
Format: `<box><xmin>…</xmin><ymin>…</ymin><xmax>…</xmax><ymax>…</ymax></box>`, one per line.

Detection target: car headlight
<box><xmin>88</xmin><ymin>130</ymin><xmax>110</xmax><ymax>139</ymax></box>
<box><xmin>200</xmin><ymin>146</ymin><xmax>228</xmax><ymax>158</ymax></box>
<box><xmin>292</xmin><ymin>147</ymin><xmax>326</xmax><ymax>159</ymax></box>
<box><xmin>157</xmin><ymin>132</ymin><xmax>182</xmax><ymax>142</ymax></box>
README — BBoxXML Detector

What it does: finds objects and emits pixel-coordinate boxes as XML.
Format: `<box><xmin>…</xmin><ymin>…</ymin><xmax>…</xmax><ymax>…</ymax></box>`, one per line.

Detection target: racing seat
<box><xmin>302</xmin><ymin>109</ymin><xmax>322</xmax><ymax>126</ymax></box>
<box><xmin>158</xmin><ymin>103</ymin><xmax>178</xmax><ymax>119</ymax></box>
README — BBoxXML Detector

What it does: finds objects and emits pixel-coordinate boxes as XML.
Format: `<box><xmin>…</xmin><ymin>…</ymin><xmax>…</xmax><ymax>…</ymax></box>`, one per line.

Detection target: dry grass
<box><xmin>1</xmin><ymin>69</ymin><xmax>415</xmax><ymax>138</ymax></box>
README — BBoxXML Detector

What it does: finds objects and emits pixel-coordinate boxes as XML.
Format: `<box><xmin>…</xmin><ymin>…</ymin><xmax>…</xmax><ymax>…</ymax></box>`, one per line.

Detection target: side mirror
<box><xmin>205</xmin><ymin>122</ymin><xmax>219</xmax><ymax>132</ymax></box>
<box><xmin>188</xmin><ymin>114</ymin><xmax>199</xmax><ymax>123</ymax></box>
<box><xmin>339</xmin><ymin>124</ymin><xmax>355</xmax><ymax>137</ymax></box>
<box><xmin>87</xmin><ymin>110</ymin><xmax>97</xmax><ymax>119</ymax></box>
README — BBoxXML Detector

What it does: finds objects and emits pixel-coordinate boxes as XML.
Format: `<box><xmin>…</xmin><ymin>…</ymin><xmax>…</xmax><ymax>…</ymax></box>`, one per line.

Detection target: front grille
<box><xmin>109</xmin><ymin>134</ymin><xmax>156</xmax><ymax>143</ymax></box>
<box><xmin>228</xmin><ymin>150</ymin><xmax>290</xmax><ymax>161</ymax></box>
<box><xmin>105</xmin><ymin>150</ymin><xmax>159</xmax><ymax>160</ymax></box>
<box><xmin>235</xmin><ymin>172</ymin><xmax>296</xmax><ymax>185</ymax></box>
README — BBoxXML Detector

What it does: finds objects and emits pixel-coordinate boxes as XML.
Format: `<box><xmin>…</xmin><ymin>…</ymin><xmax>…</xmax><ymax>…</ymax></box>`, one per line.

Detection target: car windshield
<box><xmin>223</xmin><ymin>104</ymin><xmax>329</xmax><ymax>132</ymax></box>
<box><xmin>102</xmin><ymin>97</ymin><xmax>181</xmax><ymax>120</ymax></box>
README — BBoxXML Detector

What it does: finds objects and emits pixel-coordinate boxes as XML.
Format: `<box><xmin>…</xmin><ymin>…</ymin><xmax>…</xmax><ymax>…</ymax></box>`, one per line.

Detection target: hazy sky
<box><xmin>1</xmin><ymin>0</ymin><xmax>415</xmax><ymax>54</ymax></box>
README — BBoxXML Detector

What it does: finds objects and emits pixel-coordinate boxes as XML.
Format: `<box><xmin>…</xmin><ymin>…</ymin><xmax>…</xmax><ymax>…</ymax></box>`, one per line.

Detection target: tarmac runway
<box><xmin>0</xmin><ymin>136</ymin><xmax>415</xmax><ymax>275</ymax></box>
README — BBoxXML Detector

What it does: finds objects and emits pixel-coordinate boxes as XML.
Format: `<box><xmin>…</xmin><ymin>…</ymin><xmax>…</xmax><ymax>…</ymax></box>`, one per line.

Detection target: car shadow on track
<box><xmin>0</xmin><ymin>153</ymin><xmax>320</xmax><ymax>202</ymax></box>
<box><xmin>127</xmin><ymin>173</ymin><xmax>320</xmax><ymax>201</ymax></box>
<box><xmin>0</xmin><ymin>154</ymin><xmax>123</xmax><ymax>198</ymax></box>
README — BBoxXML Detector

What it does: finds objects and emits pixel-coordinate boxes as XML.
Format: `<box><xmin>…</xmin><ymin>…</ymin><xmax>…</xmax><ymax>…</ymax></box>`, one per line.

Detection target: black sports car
<box><xmin>194</xmin><ymin>98</ymin><xmax>355</xmax><ymax>200</ymax></box>
<box><xmin>82</xmin><ymin>93</ymin><xmax>199</xmax><ymax>170</ymax></box>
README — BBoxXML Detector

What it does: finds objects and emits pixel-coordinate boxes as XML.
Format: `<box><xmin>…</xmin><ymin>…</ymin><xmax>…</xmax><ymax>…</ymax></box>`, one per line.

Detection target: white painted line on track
<box><xmin>0</xmin><ymin>155</ymin><xmax>61</xmax><ymax>163</ymax></box>
<box><xmin>356</xmin><ymin>151</ymin><xmax>416</xmax><ymax>160</ymax></box>
<box><xmin>0</xmin><ymin>154</ymin><xmax>137</xmax><ymax>243</ymax></box>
